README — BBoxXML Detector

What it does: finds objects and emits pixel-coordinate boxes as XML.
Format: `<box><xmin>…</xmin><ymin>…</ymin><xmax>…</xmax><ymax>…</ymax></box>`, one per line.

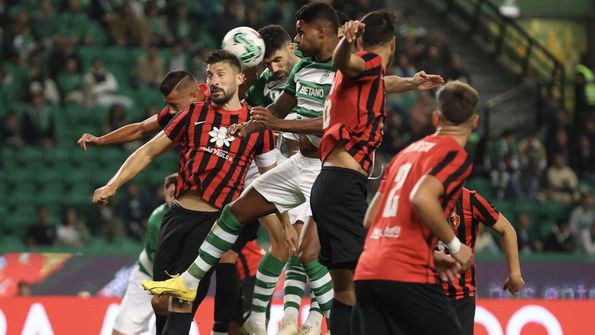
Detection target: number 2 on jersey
<box><xmin>382</xmin><ymin>163</ymin><xmax>412</xmax><ymax>218</ymax></box>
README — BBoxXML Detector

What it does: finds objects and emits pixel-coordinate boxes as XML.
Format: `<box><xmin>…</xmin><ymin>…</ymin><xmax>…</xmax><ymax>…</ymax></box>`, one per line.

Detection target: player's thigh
<box><xmin>175</xmin><ymin>211</ymin><xmax>220</xmax><ymax>272</ymax></box>
<box><xmin>390</xmin><ymin>282</ymin><xmax>461</xmax><ymax>335</ymax></box>
<box><xmin>452</xmin><ymin>296</ymin><xmax>475</xmax><ymax>335</ymax></box>
<box><xmin>259</xmin><ymin>214</ymin><xmax>285</xmax><ymax>246</ymax></box>
<box><xmin>250</xmin><ymin>154</ymin><xmax>305</xmax><ymax>214</ymax></box>
<box><xmin>298</xmin><ymin>217</ymin><xmax>320</xmax><ymax>263</ymax></box>
<box><xmin>354</xmin><ymin>281</ymin><xmax>394</xmax><ymax>335</ymax></box>
<box><xmin>153</xmin><ymin>207</ymin><xmax>194</xmax><ymax>280</ymax></box>
<box><xmin>114</xmin><ymin>266</ymin><xmax>153</xmax><ymax>334</ymax></box>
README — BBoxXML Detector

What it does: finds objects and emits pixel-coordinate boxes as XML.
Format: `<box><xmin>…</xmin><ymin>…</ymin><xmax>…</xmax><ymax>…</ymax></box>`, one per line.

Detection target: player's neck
<box><xmin>435</xmin><ymin>126</ymin><xmax>470</xmax><ymax>148</ymax></box>
<box><xmin>315</xmin><ymin>37</ymin><xmax>340</xmax><ymax>62</ymax></box>
<box><xmin>218</xmin><ymin>97</ymin><xmax>243</xmax><ymax>111</ymax></box>
<box><xmin>367</xmin><ymin>46</ymin><xmax>391</xmax><ymax>68</ymax></box>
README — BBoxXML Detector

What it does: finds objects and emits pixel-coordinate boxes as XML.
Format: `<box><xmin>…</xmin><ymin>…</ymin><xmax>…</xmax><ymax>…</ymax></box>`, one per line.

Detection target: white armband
<box><xmin>255</xmin><ymin>149</ymin><xmax>279</xmax><ymax>168</ymax></box>
<box><xmin>446</xmin><ymin>237</ymin><xmax>461</xmax><ymax>253</ymax></box>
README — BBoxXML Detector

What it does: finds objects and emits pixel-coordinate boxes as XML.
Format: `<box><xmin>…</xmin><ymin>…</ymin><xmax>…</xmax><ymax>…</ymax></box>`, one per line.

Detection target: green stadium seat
<box><xmin>515</xmin><ymin>200</ymin><xmax>541</xmax><ymax>224</ymax></box>
<box><xmin>2</xmin><ymin>148</ymin><xmax>18</xmax><ymax>169</ymax></box>
<box><xmin>95</xmin><ymin>147</ymin><xmax>126</xmax><ymax>167</ymax></box>
<box><xmin>77</xmin><ymin>46</ymin><xmax>104</xmax><ymax>71</ymax></box>
<box><xmin>539</xmin><ymin>200</ymin><xmax>571</xmax><ymax>222</ymax></box>
<box><xmin>7</xmin><ymin>205</ymin><xmax>37</xmax><ymax>238</ymax></box>
<box><xmin>37</xmin><ymin>182</ymin><xmax>65</xmax><ymax>207</ymax></box>
<box><xmin>466</xmin><ymin>178</ymin><xmax>494</xmax><ymax>198</ymax></box>
<box><xmin>0</xmin><ymin>235</ymin><xmax>26</xmax><ymax>253</ymax></box>
<box><xmin>492</xmin><ymin>200</ymin><xmax>515</xmax><ymax>221</ymax></box>
<box><xmin>34</xmin><ymin>168</ymin><xmax>64</xmax><ymax>185</ymax></box>
<box><xmin>15</xmin><ymin>147</ymin><xmax>43</xmax><ymax>166</ymax></box>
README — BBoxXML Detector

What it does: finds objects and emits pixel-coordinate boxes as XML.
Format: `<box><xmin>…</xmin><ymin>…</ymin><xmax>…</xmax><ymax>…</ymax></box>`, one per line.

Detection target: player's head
<box><xmin>205</xmin><ymin>49</ymin><xmax>243</xmax><ymax>105</ymax></box>
<box><xmin>434</xmin><ymin>80</ymin><xmax>479</xmax><ymax>130</ymax></box>
<box><xmin>359</xmin><ymin>11</ymin><xmax>397</xmax><ymax>62</ymax></box>
<box><xmin>337</xmin><ymin>10</ymin><xmax>351</xmax><ymax>37</ymax></box>
<box><xmin>163</xmin><ymin>173</ymin><xmax>177</xmax><ymax>206</ymax></box>
<box><xmin>160</xmin><ymin>70</ymin><xmax>201</xmax><ymax>112</ymax></box>
<box><xmin>260</xmin><ymin>25</ymin><xmax>298</xmax><ymax>80</ymax></box>
<box><xmin>294</xmin><ymin>2</ymin><xmax>339</xmax><ymax>57</ymax></box>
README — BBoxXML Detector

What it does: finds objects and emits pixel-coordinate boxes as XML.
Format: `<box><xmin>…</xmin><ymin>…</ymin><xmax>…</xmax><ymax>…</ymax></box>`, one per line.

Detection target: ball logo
<box><xmin>208</xmin><ymin>126</ymin><xmax>235</xmax><ymax>148</ymax></box>
<box><xmin>234</xmin><ymin>32</ymin><xmax>262</xmax><ymax>65</ymax></box>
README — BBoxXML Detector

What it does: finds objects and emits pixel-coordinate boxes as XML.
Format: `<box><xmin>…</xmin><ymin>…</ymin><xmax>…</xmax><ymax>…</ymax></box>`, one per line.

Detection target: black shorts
<box><xmin>152</xmin><ymin>202</ymin><xmax>219</xmax><ymax>312</ymax></box>
<box><xmin>450</xmin><ymin>296</ymin><xmax>476</xmax><ymax>335</ymax></box>
<box><xmin>153</xmin><ymin>203</ymin><xmax>221</xmax><ymax>281</ymax></box>
<box><xmin>354</xmin><ymin>280</ymin><xmax>461</xmax><ymax>335</ymax></box>
<box><xmin>231</xmin><ymin>220</ymin><xmax>260</xmax><ymax>254</ymax></box>
<box><xmin>310</xmin><ymin>167</ymin><xmax>368</xmax><ymax>269</ymax></box>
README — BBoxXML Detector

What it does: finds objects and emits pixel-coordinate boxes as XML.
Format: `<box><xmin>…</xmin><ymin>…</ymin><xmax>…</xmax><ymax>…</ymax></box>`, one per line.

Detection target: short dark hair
<box><xmin>361</xmin><ymin>11</ymin><xmax>396</xmax><ymax>48</ymax></box>
<box><xmin>205</xmin><ymin>49</ymin><xmax>242</xmax><ymax>73</ymax></box>
<box><xmin>259</xmin><ymin>25</ymin><xmax>292</xmax><ymax>58</ymax></box>
<box><xmin>337</xmin><ymin>10</ymin><xmax>351</xmax><ymax>26</ymax></box>
<box><xmin>163</xmin><ymin>173</ymin><xmax>178</xmax><ymax>190</ymax></box>
<box><xmin>436</xmin><ymin>81</ymin><xmax>479</xmax><ymax>124</ymax></box>
<box><xmin>296</xmin><ymin>2</ymin><xmax>339</xmax><ymax>33</ymax></box>
<box><xmin>160</xmin><ymin>70</ymin><xmax>194</xmax><ymax>97</ymax></box>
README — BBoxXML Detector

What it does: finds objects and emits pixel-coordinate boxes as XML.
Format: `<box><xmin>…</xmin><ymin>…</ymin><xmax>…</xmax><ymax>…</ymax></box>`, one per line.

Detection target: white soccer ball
<box><xmin>221</xmin><ymin>26</ymin><xmax>265</xmax><ymax>68</ymax></box>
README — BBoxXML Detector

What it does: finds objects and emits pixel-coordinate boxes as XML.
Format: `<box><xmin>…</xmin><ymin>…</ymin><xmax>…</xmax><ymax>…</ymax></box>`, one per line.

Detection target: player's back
<box><xmin>355</xmin><ymin>134</ymin><xmax>472</xmax><ymax>284</ymax></box>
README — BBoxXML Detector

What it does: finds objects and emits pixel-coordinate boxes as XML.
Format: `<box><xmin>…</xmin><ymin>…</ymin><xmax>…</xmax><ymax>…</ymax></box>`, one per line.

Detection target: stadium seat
<box><xmin>15</xmin><ymin>147</ymin><xmax>43</xmax><ymax>166</ymax></box>
<box><xmin>466</xmin><ymin>178</ymin><xmax>494</xmax><ymax>198</ymax></box>
<box><xmin>539</xmin><ymin>200</ymin><xmax>570</xmax><ymax>223</ymax></box>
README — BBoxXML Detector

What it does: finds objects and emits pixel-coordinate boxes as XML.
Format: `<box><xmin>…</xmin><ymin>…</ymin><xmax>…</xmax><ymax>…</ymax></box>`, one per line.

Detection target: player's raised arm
<box><xmin>490</xmin><ymin>213</ymin><xmax>525</xmax><ymax>292</ymax></box>
<box><xmin>92</xmin><ymin>131</ymin><xmax>175</xmax><ymax>205</ymax></box>
<box><xmin>384</xmin><ymin>71</ymin><xmax>444</xmax><ymax>93</ymax></box>
<box><xmin>77</xmin><ymin>114</ymin><xmax>162</xmax><ymax>150</ymax></box>
<box><xmin>333</xmin><ymin>20</ymin><xmax>367</xmax><ymax>78</ymax></box>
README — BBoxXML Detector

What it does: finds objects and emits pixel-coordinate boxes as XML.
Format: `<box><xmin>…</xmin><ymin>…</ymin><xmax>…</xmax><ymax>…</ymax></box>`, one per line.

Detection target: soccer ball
<box><xmin>221</xmin><ymin>26</ymin><xmax>265</xmax><ymax>68</ymax></box>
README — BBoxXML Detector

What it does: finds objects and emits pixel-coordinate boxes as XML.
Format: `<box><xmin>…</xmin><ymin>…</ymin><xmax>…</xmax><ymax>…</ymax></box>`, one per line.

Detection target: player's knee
<box><xmin>298</xmin><ymin>247</ymin><xmax>317</xmax><ymax>264</ymax></box>
<box><xmin>151</xmin><ymin>296</ymin><xmax>169</xmax><ymax>315</ymax></box>
<box><xmin>220</xmin><ymin>250</ymin><xmax>239</xmax><ymax>263</ymax></box>
<box><xmin>269</xmin><ymin>242</ymin><xmax>289</xmax><ymax>261</ymax></box>
<box><xmin>334</xmin><ymin>289</ymin><xmax>356</xmax><ymax>306</ymax></box>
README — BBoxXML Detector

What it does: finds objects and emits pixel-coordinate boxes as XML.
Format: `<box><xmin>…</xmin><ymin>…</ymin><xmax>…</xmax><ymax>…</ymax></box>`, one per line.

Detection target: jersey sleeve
<box><xmin>471</xmin><ymin>192</ymin><xmax>500</xmax><ymax>227</ymax></box>
<box><xmin>244</xmin><ymin>74</ymin><xmax>268</xmax><ymax>107</ymax></box>
<box><xmin>253</xmin><ymin>129</ymin><xmax>277</xmax><ymax>167</ymax></box>
<box><xmin>283</xmin><ymin>59</ymin><xmax>304</xmax><ymax>97</ymax></box>
<box><xmin>356</xmin><ymin>52</ymin><xmax>383</xmax><ymax>82</ymax></box>
<box><xmin>164</xmin><ymin>104</ymin><xmax>192</xmax><ymax>144</ymax></box>
<box><xmin>428</xmin><ymin>148</ymin><xmax>473</xmax><ymax>203</ymax></box>
<box><xmin>156</xmin><ymin>106</ymin><xmax>173</xmax><ymax>128</ymax></box>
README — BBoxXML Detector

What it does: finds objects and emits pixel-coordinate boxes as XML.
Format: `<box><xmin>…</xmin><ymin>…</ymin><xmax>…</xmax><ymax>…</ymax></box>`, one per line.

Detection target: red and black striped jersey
<box><xmin>157</xmin><ymin>106</ymin><xmax>174</xmax><ymax>128</ymax></box>
<box><xmin>164</xmin><ymin>101</ymin><xmax>276</xmax><ymax>208</ymax></box>
<box><xmin>442</xmin><ymin>188</ymin><xmax>500</xmax><ymax>299</ymax></box>
<box><xmin>236</xmin><ymin>240</ymin><xmax>264</xmax><ymax>281</ymax></box>
<box><xmin>320</xmin><ymin>51</ymin><xmax>385</xmax><ymax>173</ymax></box>
<box><xmin>355</xmin><ymin>135</ymin><xmax>472</xmax><ymax>284</ymax></box>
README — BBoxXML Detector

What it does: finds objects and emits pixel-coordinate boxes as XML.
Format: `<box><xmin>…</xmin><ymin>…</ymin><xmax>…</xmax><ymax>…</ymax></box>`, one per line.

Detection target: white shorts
<box><xmin>113</xmin><ymin>264</ymin><xmax>153</xmax><ymax>334</ymax></box>
<box><xmin>244</xmin><ymin>161</ymin><xmax>260</xmax><ymax>187</ymax></box>
<box><xmin>288</xmin><ymin>203</ymin><xmax>309</xmax><ymax>225</ymax></box>
<box><xmin>252</xmin><ymin>152</ymin><xmax>321</xmax><ymax>217</ymax></box>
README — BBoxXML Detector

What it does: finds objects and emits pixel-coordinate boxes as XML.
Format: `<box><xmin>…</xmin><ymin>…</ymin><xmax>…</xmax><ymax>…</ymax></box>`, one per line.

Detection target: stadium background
<box><xmin>0</xmin><ymin>0</ymin><xmax>594</xmax><ymax>334</ymax></box>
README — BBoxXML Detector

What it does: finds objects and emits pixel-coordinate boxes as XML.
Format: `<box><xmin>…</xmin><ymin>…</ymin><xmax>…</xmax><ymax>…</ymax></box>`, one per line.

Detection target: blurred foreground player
<box><xmin>354</xmin><ymin>81</ymin><xmax>479</xmax><ymax>335</ymax></box>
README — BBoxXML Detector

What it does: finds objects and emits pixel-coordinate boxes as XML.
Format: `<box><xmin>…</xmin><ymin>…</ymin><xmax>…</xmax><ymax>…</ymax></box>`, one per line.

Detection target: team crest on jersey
<box><xmin>447</xmin><ymin>211</ymin><xmax>460</xmax><ymax>230</ymax></box>
<box><xmin>208</xmin><ymin>126</ymin><xmax>235</xmax><ymax>148</ymax></box>
<box><xmin>320</xmin><ymin>71</ymin><xmax>331</xmax><ymax>83</ymax></box>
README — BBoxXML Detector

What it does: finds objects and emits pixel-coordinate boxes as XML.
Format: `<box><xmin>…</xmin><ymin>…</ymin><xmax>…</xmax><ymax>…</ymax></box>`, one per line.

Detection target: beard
<box><xmin>210</xmin><ymin>86</ymin><xmax>235</xmax><ymax>105</ymax></box>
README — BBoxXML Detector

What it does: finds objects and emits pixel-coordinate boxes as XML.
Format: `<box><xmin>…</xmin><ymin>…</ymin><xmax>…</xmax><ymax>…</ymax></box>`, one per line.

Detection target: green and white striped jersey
<box><xmin>284</xmin><ymin>57</ymin><xmax>336</xmax><ymax>147</ymax></box>
<box><xmin>244</xmin><ymin>68</ymin><xmax>287</xmax><ymax>108</ymax></box>
<box><xmin>138</xmin><ymin>203</ymin><xmax>167</xmax><ymax>276</ymax></box>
